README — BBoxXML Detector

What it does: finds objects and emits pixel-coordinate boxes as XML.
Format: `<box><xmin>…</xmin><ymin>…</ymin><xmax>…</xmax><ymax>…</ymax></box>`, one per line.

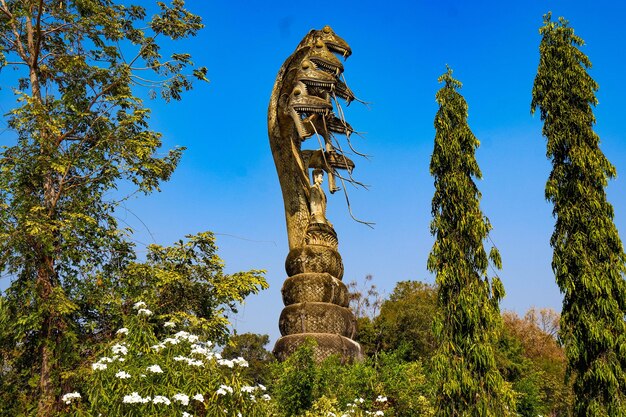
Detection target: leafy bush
<box><xmin>60</xmin><ymin>302</ymin><xmax>274</xmax><ymax>417</ymax></box>
<box><xmin>270</xmin><ymin>342</ymin><xmax>435</xmax><ymax>417</ymax></box>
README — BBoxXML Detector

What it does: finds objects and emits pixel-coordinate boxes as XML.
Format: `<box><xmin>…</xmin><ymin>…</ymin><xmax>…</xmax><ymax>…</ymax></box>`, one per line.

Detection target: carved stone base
<box><xmin>285</xmin><ymin>245</ymin><xmax>344</xmax><ymax>279</ymax></box>
<box><xmin>273</xmin><ymin>333</ymin><xmax>363</xmax><ymax>363</ymax></box>
<box><xmin>281</xmin><ymin>272</ymin><xmax>349</xmax><ymax>306</ymax></box>
<box><xmin>276</xmin><ymin>240</ymin><xmax>361</xmax><ymax>363</ymax></box>
<box><xmin>279</xmin><ymin>302</ymin><xmax>356</xmax><ymax>338</ymax></box>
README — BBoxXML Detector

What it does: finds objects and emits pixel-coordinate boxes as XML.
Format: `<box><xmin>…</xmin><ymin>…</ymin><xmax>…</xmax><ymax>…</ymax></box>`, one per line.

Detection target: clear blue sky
<box><xmin>1</xmin><ymin>0</ymin><xmax>625</xmax><ymax>344</ymax></box>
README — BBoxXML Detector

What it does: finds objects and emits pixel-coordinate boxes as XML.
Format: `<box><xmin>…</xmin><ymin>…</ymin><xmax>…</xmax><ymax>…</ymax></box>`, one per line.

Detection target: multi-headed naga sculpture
<box><xmin>268</xmin><ymin>26</ymin><xmax>364</xmax><ymax>362</ymax></box>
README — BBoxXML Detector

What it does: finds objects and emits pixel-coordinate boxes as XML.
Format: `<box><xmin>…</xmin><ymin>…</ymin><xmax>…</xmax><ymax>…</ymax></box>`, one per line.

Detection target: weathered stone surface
<box><xmin>273</xmin><ymin>333</ymin><xmax>363</xmax><ymax>363</ymax></box>
<box><xmin>285</xmin><ymin>245</ymin><xmax>344</xmax><ymax>279</ymax></box>
<box><xmin>281</xmin><ymin>272</ymin><xmax>349</xmax><ymax>307</ymax></box>
<box><xmin>279</xmin><ymin>302</ymin><xmax>356</xmax><ymax>338</ymax></box>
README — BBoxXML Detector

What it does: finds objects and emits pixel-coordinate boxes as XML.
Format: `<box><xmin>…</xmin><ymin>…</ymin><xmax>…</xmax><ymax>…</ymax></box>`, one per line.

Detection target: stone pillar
<box><xmin>273</xmin><ymin>223</ymin><xmax>363</xmax><ymax>362</ymax></box>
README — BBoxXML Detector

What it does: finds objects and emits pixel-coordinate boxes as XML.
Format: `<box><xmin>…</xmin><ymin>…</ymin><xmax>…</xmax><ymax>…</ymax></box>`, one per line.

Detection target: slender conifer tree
<box><xmin>428</xmin><ymin>68</ymin><xmax>514</xmax><ymax>416</ymax></box>
<box><xmin>531</xmin><ymin>13</ymin><xmax>626</xmax><ymax>416</ymax></box>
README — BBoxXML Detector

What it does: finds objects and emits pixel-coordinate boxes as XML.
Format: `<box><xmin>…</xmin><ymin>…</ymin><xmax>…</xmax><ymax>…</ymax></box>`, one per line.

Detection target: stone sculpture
<box><xmin>268</xmin><ymin>26</ymin><xmax>363</xmax><ymax>362</ymax></box>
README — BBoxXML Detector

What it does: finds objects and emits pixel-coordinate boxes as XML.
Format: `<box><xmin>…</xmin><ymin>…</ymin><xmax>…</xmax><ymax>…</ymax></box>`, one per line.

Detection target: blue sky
<box><xmin>2</xmin><ymin>0</ymin><xmax>626</xmax><ymax>344</ymax></box>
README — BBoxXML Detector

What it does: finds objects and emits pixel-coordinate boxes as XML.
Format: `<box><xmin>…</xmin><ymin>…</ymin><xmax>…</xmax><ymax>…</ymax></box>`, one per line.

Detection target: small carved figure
<box><xmin>310</xmin><ymin>168</ymin><xmax>331</xmax><ymax>225</ymax></box>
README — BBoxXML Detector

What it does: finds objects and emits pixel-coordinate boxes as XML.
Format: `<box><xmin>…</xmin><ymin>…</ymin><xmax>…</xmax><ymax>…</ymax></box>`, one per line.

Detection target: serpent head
<box><xmin>296</xmin><ymin>59</ymin><xmax>337</xmax><ymax>94</ymax></box>
<box><xmin>308</xmin><ymin>40</ymin><xmax>344</xmax><ymax>76</ymax></box>
<box><xmin>288</xmin><ymin>82</ymin><xmax>333</xmax><ymax>139</ymax></box>
<box><xmin>300</xmin><ymin>25</ymin><xmax>352</xmax><ymax>59</ymax></box>
<box><xmin>334</xmin><ymin>79</ymin><xmax>356</xmax><ymax>105</ymax></box>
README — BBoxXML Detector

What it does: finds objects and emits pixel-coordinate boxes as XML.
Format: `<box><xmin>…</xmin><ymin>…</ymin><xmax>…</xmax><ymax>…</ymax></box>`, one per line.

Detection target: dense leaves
<box><xmin>428</xmin><ymin>68</ymin><xmax>514</xmax><ymax>416</ymax></box>
<box><xmin>269</xmin><ymin>342</ymin><xmax>435</xmax><ymax>417</ymax></box>
<box><xmin>531</xmin><ymin>13</ymin><xmax>626</xmax><ymax>417</ymax></box>
<box><xmin>62</xmin><ymin>302</ymin><xmax>273</xmax><ymax>417</ymax></box>
<box><xmin>0</xmin><ymin>1</ymin><xmax>207</xmax><ymax>414</ymax></box>
<box><xmin>222</xmin><ymin>333</ymin><xmax>275</xmax><ymax>384</ymax></box>
<box><xmin>353</xmin><ymin>279</ymin><xmax>437</xmax><ymax>361</ymax></box>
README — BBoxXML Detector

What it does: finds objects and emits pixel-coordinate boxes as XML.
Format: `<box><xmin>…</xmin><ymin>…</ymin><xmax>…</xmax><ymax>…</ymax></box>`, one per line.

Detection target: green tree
<box><xmin>222</xmin><ymin>333</ymin><xmax>275</xmax><ymax>384</ymax></box>
<box><xmin>531</xmin><ymin>13</ymin><xmax>626</xmax><ymax>417</ymax></box>
<box><xmin>428</xmin><ymin>67</ymin><xmax>514</xmax><ymax>416</ymax></box>
<box><xmin>374</xmin><ymin>280</ymin><xmax>437</xmax><ymax>361</ymax></box>
<box><xmin>501</xmin><ymin>309</ymin><xmax>573</xmax><ymax>417</ymax></box>
<box><xmin>117</xmin><ymin>232</ymin><xmax>267</xmax><ymax>345</ymax></box>
<box><xmin>353</xmin><ymin>280</ymin><xmax>437</xmax><ymax>361</ymax></box>
<box><xmin>0</xmin><ymin>1</ymin><xmax>207</xmax><ymax>415</ymax></box>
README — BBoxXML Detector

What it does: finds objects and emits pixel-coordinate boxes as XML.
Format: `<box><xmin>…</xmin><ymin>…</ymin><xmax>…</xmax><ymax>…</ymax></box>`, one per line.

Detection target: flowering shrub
<box><xmin>301</xmin><ymin>395</ymin><xmax>389</xmax><ymax>417</ymax></box>
<box><xmin>60</xmin><ymin>302</ymin><xmax>273</xmax><ymax>417</ymax></box>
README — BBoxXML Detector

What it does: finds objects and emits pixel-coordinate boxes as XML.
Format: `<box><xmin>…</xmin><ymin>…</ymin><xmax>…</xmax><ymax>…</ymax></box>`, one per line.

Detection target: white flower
<box><xmin>173</xmin><ymin>330</ymin><xmax>190</xmax><ymax>340</ymax></box>
<box><xmin>241</xmin><ymin>385</ymin><xmax>255</xmax><ymax>393</ymax></box>
<box><xmin>61</xmin><ymin>392</ymin><xmax>81</xmax><ymax>404</ymax></box>
<box><xmin>152</xmin><ymin>343</ymin><xmax>166</xmax><ymax>351</ymax></box>
<box><xmin>115</xmin><ymin>370</ymin><xmax>131</xmax><ymax>379</ymax></box>
<box><xmin>173</xmin><ymin>355</ymin><xmax>203</xmax><ymax>367</ymax></box>
<box><xmin>217</xmin><ymin>359</ymin><xmax>234</xmax><ymax>368</ymax></box>
<box><xmin>123</xmin><ymin>392</ymin><xmax>150</xmax><ymax>404</ymax></box>
<box><xmin>355</xmin><ymin>398</ymin><xmax>365</xmax><ymax>404</ymax></box>
<box><xmin>153</xmin><ymin>395</ymin><xmax>171</xmax><ymax>405</ymax></box>
<box><xmin>97</xmin><ymin>356</ymin><xmax>114</xmax><ymax>363</ymax></box>
<box><xmin>163</xmin><ymin>337</ymin><xmax>179</xmax><ymax>345</ymax></box>
<box><xmin>182</xmin><ymin>413</ymin><xmax>193</xmax><ymax>417</ymax></box>
<box><xmin>187</xmin><ymin>359</ymin><xmax>204</xmax><ymax>367</ymax></box>
<box><xmin>133</xmin><ymin>301</ymin><xmax>147</xmax><ymax>309</ymax></box>
<box><xmin>112</xmin><ymin>343</ymin><xmax>128</xmax><ymax>355</ymax></box>
<box><xmin>116</xmin><ymin>327</ymin><xmax>129</xmax><ymax>335</ymax></box>
<box><xmin>328</xmin><ymin>413</ymin><xmax>337</xmax><ymax>417</ymax></box>
<box><xmin>91</xmin><ymin>362</ymin><xmax>107</xmax><ymax>371</ymax></box>
<box><xmin>262</xmin><ymin>394</ymin><xmax>271</xmax><ymax>401</ymax></box>
<box><xmin>257</xmin><ymin>384</ymin><xmax>267</xmax><ymax>391</ymax></box>
<box><xmin>164</xmin><ymin>321</ymin><xmax>176</xmax><ymax>328</ymax></box>
<box><xmin>233</xmin><ymin>357</ymin><xmax>249</xmax><ymax>367</ymax></box>
<box><xmin>192</xmin><ymin>394</ymin><xmax>204</xmax><ymax>402</ymax></box>
<box><xmin>172</xmin><ymin>330</ymin><xmax>199</xmax><ymax>343</ymax></box>
<box><xmin>137</xmin><ymin>308</ymin><xmax>153</xmax><ymax>316</ymax></box>
<box><xmin>216</xmin><ymin>384</ymin><xmax>233</xmax><ymax>395</ymax></box>
<box><xmin>147</xmin><ymin>364</ymin><xmax>163</xmax><ymax>373</ymax></box>
<box><xmin>173</xmin><ymin>393</ymin><xmax>190</xmax><ymax>406</ymax></box>
<box><xmin>375</xmin><ymin>395</ymin><xmax>388</xmax><ymax>403</ymax></box>
<box><xmin>375</xmin><ymin>411</ymin><xmax>384</xmax><ymax>416</ymax></box>
<box><xmin>190</xmin><ymin>344</ymin><xmax>209</xmax><ymax>356</ymax></box>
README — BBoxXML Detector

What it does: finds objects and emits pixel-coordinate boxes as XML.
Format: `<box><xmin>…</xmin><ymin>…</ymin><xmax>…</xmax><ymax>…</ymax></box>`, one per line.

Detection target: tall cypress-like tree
<box><xmin>531</xmin><ymin>13</ymin><xmax>626</xmax><ymax>416</ymax></box>
<box><xmin>428</xmin><ymin>68</ymin><xmax>514</xmax><ymax>416</ymax></box>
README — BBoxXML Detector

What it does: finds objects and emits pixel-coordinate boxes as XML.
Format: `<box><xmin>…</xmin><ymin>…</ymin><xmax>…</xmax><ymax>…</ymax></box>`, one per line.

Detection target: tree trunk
<box><xmin>35</xmin><ymin>254</ymin><xmax>56</xmax><ymax>417</ymax></box>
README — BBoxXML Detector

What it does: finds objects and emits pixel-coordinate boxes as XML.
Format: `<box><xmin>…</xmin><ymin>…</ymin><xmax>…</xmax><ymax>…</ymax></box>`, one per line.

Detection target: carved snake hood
<box><xmin>268</xmin><ymin>26</ymin><xmax>355</xmax><ymax>249</ymax></box>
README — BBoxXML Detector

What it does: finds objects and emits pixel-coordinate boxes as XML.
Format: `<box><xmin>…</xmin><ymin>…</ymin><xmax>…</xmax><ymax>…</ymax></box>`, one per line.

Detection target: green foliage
<box><xmin>428</xmin><ymin>67</ymin><xmax>515</xmax><ymax>416</ymax></box>
<box><xmin>372</xmin><ymin>281</ymin><xmax>437</xmax><ymax>361</ymax></box>
<box><xmin>60</xmin><ymin>302</ymin><xmax>272</xmax><ymax>417</ymax></box>
<box><xmin>270</xmin><ymin>344</ymin><xmax>434</xmax><ymax>417</ymax></box>
<box><xmin>222</xmin><ymin>333</ymin><xmax>275</xmax><ymax>384</ymax></box>
<box><xmin>0</xmin><ymin>1</ymin><xmax>207</xmax><ymax>413</ymax></box>
<box><xmin>503</xmin><ymin>309</ymin><xmax>573</xmax><ymax>416</ymax></box>
<box><xmin>531</xmin><ymin>13</ymin><xmax>626</xmax><ymax>417</ymax></box>
<box><xmin>116</xmin><ymin>232</ymin><xmax>268</xmax><ymax>344</ymax></box>
<box><xmin>271</xmin><ymin>339</ymin><xmax>318</xmax><ymax>416</ymax></box>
